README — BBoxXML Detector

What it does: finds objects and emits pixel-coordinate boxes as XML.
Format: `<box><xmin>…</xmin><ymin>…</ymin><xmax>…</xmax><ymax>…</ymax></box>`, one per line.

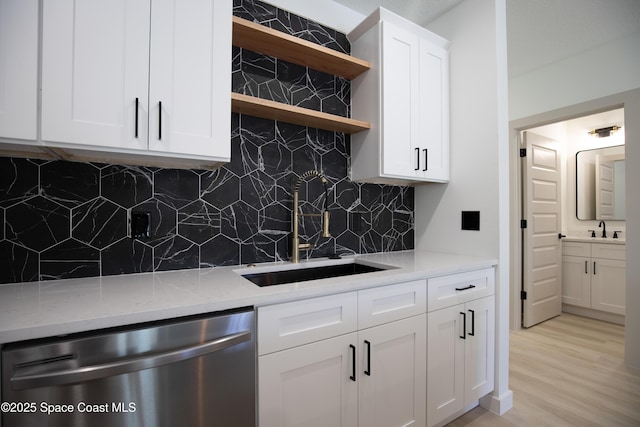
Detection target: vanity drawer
<box><xmin>562</xmin><ymin>242</ymin><xmax>591</xmax><ymax>257</ymax></box>
<box><xmin>257</xmin><ymin>292</ymin><xmax>358</xmax><ymax>355</ymax></box>
<box><xmin>358</xmin><ymin>280</ymin><xmax>427</xmax><ymax>329</ymax></box>
<box><xmin>427</xmin><ymin>268</ymin><xmax>495</xmax><ymax>312</ymax></box>
<box><xmin>592</xmin><ymin>243</ymin><xmax>625</xmax><ymax>261</ymax></box>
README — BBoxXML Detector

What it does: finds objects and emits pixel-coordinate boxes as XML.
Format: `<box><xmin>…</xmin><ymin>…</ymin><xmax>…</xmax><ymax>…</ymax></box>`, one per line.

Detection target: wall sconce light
<box><xmin>588</xmin><ymin>125</ymin><xmax>621</xmax><ymax>137</ymax></box>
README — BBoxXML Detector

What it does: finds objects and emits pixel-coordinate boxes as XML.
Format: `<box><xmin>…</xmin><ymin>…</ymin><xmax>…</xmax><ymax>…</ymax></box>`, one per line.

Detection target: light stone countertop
<box><xmin>0</xmin><ymin>250</ymin><xmax>497</xmax><ymax>345</ymax></box>
<box><xmin>563</xmin><ymin>236</ymin><xmax>626</xmax><ymax>244</ymax></box>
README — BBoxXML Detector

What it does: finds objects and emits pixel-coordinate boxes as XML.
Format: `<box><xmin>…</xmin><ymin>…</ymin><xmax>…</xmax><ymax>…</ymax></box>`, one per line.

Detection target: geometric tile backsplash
<box><xmin>0</xmin><ymin>0</ymin><xmax>414</xmax><ymax>285</ymax></box>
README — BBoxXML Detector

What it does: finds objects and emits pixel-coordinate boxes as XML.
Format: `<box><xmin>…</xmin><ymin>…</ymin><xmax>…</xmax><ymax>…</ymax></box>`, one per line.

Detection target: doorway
<box><xmin>510</xmin><ymin>102</ymin><xmax>626</xmax><ymax>331</ymax></box>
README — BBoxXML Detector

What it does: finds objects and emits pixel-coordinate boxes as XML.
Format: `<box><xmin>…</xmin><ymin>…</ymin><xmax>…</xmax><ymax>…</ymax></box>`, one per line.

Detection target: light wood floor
<box><xmin>446</xmin><ymin>313</ymin><xmax>640</xmax><ymax>427</ymax></box>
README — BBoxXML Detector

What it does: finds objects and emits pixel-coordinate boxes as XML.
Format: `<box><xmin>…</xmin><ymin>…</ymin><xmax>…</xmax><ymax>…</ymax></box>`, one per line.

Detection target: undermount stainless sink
<box><xmin>240</xmin><ymin>261</ymin><xmax>391</xmax><ymax>287</ymax></box>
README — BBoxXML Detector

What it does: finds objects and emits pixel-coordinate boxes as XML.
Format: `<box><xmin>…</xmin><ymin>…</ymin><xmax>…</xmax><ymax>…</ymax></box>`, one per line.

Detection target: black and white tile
<box><xmin>0</xmin><ymin>0</ymin><xmax>414</xmax><ymax>284</ymax></box>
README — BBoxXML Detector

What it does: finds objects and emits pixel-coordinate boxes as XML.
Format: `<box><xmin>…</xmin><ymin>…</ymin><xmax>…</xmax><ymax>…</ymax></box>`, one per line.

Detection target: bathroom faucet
<box><xmin>291</xmin><ymin>170</ymin><xmax>331</xmax><ymax>263</ymax></box>
<box><xmin>598</xmin><ymin>220</ymin><xmax>607</xmax><ymax>238</ymax></box>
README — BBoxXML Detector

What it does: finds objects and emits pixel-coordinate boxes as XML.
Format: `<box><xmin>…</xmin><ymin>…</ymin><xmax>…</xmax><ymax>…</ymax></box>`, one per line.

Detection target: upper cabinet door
<box><xmin>418</xmin><ymin>39</ymin><xmax>449</xmax><ymax>181</ymax></box>
<box><xmin>41</xmin><ymin>0</ymin><xmax>150</xmax><ymax>149</ymax></box>
<box><xmin>0</xmin><ymin>0</ymin><xmax>38</xmax><ymax>141</ymax></box>
<box><xmin>380</xmin><ymin>21</ymin><xmax>420</xmax><ymax>178</ymax></box>
<box><xmin>148</xmin><ymin>0</ymin><xmax>231</xmax><ymax>158</ymax></box>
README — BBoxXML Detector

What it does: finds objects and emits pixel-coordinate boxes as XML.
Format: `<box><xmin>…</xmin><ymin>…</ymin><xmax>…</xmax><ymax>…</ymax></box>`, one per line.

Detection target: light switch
<box><xmin>461</xmin><ymin>211</ymin><xmax>480</xmax><ymax>231</ymax></box>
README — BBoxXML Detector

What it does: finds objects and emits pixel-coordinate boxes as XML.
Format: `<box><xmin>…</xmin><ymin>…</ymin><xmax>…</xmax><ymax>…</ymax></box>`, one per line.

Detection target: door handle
<box><xmin>349</xmin><ymin>344</ymin><xmax>356</xmax><ymax>381</ymax></box>
<box><xmin>414</xmin><ymin>147</ymin><xmax>420</xmax><ymax>170</ymax></box>
<box><xmin>364</xmin><ymin>340</ymin><xmax>371</xmax><ymax>376</ymax></box>
<box><xmin>460</xmin><ymin>312</ymin><xmax>466</xmax><ymax>339</ymax></box>
<box><xmin>135</xmin><ymin>97</ymin><xmax>139</xmax><ymax>138</ymax></box>
<box><xmin>593</xmin><ymin>261</ymin><xmax>596</xmax><ymax>275</ymax></box>
<box><xmin>468</xmin><ymin>309</ymin><xmax>475</xmax><ymax>336</ymax></box>
<box><xmin>423</xmin><ymin>148</ymin><xmax>428</xmax><ymax>171</ymax></box>
<box><xmin>158</xmin><ymin>101</ymin><xmax>162</xmax><ymax>140</ymax></box>
<box><xmin>10</xmin><ymin>330</ymin><xmax>251</xmax><ymax>390</ymax></box>
<box><xmin>585</xmin><ymin>260</ymin><xmax>588</xmax><ymax>274</ymax></box>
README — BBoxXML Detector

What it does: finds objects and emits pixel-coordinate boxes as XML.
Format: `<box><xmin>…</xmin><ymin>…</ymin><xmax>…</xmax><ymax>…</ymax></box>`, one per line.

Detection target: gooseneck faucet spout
<box><xmin>292</xmin><ymin>170</ymin><xmax>331</xmax><ymax>263</ymax></box>
<box><xmin>598</xmin><ymin>220</ymin><xmax>607</xmax><ymax>238</ymax></box>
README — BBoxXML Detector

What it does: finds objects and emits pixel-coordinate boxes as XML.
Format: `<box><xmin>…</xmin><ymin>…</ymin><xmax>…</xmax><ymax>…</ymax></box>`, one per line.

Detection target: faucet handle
<box><xmin>588</xmin><ymin>229</ymin><xmax>596</xmax><ymax>238</ymax></box>
<box><xmin>613</xmin><ymin>231</ymin><xmax>621</xmax><ymax>239</ymax></box>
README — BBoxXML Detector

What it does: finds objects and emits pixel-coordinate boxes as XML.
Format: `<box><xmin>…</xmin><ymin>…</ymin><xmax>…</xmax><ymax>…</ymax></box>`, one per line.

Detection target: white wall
<box><xmin>508</xmin><ymin>23</ymin><xmax>640</xmax><ymax>367</ymax></box>
<box><xmin>417</xmin><ymin>0</ymin><xmax>512</xmax><ymax>414</ymax></box>
<box><xmin>509</xmin><ymin>30</ymin><xmax>640</xmax><ymax>121</ymax></box>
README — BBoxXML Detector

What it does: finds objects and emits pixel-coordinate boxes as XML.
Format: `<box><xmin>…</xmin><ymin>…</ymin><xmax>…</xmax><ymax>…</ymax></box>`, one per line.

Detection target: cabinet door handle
<box><xmin>593</xmin><ymin>261</ymin><xmax>596</xmax><ymax>275</ymax></box>
<box><xmin>135</xmin><ymin>98</ymin><xmax>139</xmax><ymax>138</ymax></box>
<box><xmin>468</xmin><ymin>309</ymin><xmax>475</xmax><ymax>336</ymax></box>
<box><xmin>423</xmin><ymin>148</ymin><xmax>428</xmax><ymax>171</ymax></box>
<box><xmin>158</xmin><ymin>101</ymin><xmax>162</xmax><ymax>140</ymax></box>
<box><xmin>364</xmin><ymin>340</ymin><xmax>371</xmax><ymax>376</ymax></box>
<box><xmin>455</xmin><ymin>284</ymin><xmax>476</xmax><ymax>291</ymax></box>
<box><xmin>585</xmin><ymin>260</ymin><xmax>588</xmax><ymax>274</ymax></box>
<box><xmin>460</xmin><ymin>312</ymin><xmax>466</xmax><ymax>339</ymax></box>
<box><xmin>349</xmin><ymin>344</ymin><xmax>356</xmax><ymax>382</ymax></box>
<box><xmin>414</xmin><ymin>147</ymin><xmax>420</xmax><ymax>170</ymax></box>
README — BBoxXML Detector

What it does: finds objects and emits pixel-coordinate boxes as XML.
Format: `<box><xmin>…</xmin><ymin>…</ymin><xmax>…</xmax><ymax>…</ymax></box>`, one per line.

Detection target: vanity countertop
<box><xmin>563</xmin><ymin>236</ymin><xmax>626</xmax><ymax>245</ymax></box>
<box><xmin>0</xmin><ymin>250</ymin><xmax>497</xmax><ymax>345</ymax></box>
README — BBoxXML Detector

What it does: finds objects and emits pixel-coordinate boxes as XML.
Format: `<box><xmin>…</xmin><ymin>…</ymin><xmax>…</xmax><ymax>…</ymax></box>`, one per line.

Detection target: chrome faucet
<box><xmin>598</xmin><ymin>220</ymin><xmax>607</xmax><ymax>238</ymax></box>
<box><xmin>292</xmin><ymin>170</ymin><xmax>331</xmax><ymax>263</ymax></box>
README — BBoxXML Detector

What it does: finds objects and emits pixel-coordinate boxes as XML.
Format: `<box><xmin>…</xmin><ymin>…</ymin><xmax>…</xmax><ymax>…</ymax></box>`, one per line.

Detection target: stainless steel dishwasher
<box><xmin>1</xmin><ymin>307</ymin><xmax>256</xmax><ymax>427</ymax></box>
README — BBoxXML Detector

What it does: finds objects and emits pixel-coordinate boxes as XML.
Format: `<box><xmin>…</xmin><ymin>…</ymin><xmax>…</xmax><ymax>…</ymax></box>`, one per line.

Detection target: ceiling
<box><xmin>332</xmin><ymin>0</ymin><xmax>640</xmax><ymax>78</ymax></box>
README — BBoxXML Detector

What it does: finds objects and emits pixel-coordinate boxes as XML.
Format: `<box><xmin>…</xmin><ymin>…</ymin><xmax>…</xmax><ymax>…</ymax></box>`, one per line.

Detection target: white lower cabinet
<box><xmin>562</xmin><ymin>241</ymin><xmax>625</xmax><ymax>315</ymax></box>
<box><xmin>426</xmin><ymin>269</ymin><xmax>495</xmax><ymax>427</ymax></box>
<box><xmin>258</xmin><ymin>280</ymin><xmax>427</xmax><ymax>427</ymax></box>
<box><xmin>259</xmin><ymin>332</ymin><xmax>358</xmax><ymax>427</ymax></box>
<box><xmin>358</xmin><ymin>314</ymin><xmax>426</xmax><ymax>427</ymax></box>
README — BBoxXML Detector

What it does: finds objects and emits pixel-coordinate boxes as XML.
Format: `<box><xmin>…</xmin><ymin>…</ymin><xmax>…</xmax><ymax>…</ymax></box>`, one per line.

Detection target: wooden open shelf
<box><xmin>232</xmin><ymin>16</ymin><xmax>370</xmax><ymax>80</ymax></box>
<box><xmin>231</xmin><ymin>93</ymin><xmax>370</xmax><ymax>134</ymax></box>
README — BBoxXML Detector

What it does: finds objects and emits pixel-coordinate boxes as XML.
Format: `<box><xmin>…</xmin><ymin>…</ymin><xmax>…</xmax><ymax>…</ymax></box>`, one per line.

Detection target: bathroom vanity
<box><xmin>562</xmin><ymin>237</ymin><xmax>626</xmax><ymax>324</ymax></box>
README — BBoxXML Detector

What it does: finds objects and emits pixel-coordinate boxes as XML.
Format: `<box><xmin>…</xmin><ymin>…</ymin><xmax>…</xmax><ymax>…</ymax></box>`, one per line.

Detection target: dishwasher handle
<box><xmin>10</xmin><ymin>330</ymin><xmax>251</xmax><ymax>391</ymax></box>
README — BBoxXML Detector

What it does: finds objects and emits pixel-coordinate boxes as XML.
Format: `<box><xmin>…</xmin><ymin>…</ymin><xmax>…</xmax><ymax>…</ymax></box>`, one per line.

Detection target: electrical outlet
<box><xmin>131</xmin><ymin>212</ymin><xmax>151</xmax><ymax>239</ymax></box>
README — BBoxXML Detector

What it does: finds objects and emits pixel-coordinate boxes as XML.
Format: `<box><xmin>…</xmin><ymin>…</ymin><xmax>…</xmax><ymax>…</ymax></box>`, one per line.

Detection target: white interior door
<box><xmin>522</xmin><ymin>131</ymin><xmax>562</xmax><ymax>327</ymax></box>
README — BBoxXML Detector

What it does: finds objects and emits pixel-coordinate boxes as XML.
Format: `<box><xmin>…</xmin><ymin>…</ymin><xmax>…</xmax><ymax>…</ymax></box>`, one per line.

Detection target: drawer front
<box><xmin>427</xmin><ymin>268</ymin><xmax>495</xmax><ymax>312</ymax></box>
<box><xmin>258</xmin><ymin>292</ymin><xmax>358</xmax><ymax>355</ymax></box>
<box><xmin>358</xmin><ymin>280</ymin><xmax>427</xmax><ymax>329</ymax></box>
<box><xmin>562</xmin><ymin>242</ymin><xmax>591</xmax><ymax>257</ymax></box>
<box><xmin>592</xmin><ymin>243</ymin><xmax>625</xmax><ymax>261</ymax></box>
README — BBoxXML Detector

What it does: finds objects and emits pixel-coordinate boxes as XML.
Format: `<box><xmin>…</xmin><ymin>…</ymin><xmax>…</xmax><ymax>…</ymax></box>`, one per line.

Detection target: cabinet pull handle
<box><xmin>135</xmin><ymin>98</ymin><xmax>139</xmax><ymax>138</ymax></box>
<box><xmin>364</xmin><ymin>340</ymin><xmax>371</xmax><ymax>376</ymax></box>
<box><xmin>593</xmin><ymin>261</ymin><xmax>596</xmax><ymax>275</ymax></box>
<box><xmin>468</xmin><ymin>309</ymin><xmax>475</xmax><ymax>336</ymax></box>
<box><xmin>460</xmin><ymin>312</ymin><xmax>466</xmax><ymax>339</ymax></box>
<box><xmin>585</xmin><ymin>260</ymin><xmax>588</xmax><ymax>274</ymax></box>
<box><xmin>455</xmin><ymin>284</ymin><xmax>476</xmax><ymax>291</ymax></box>
<box><xmin>158</xmin><ymin>101</ymin><xmax>162</xmax><ymax>140</ymax></box>
<box><xmin>423</xmin><ymin>148</ymin><xmax>428</xmax><ymax>171</ymax></box>
<box><xmin>415</xmin><ymin>147</ymin><xmax>420</xmax><ymax>170</ymax></box>
<box><xmin>349</xmin><ymin>344</ymin><xmax>356</xmax><ymax>382</ymax></box>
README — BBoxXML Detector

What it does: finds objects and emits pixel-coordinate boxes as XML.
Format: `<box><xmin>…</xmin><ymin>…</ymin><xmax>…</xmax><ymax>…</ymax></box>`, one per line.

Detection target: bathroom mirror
<box><xmin>576</xmin><ymin>145</ymin><xmax>625</xmax><ymax>220</ymax></box>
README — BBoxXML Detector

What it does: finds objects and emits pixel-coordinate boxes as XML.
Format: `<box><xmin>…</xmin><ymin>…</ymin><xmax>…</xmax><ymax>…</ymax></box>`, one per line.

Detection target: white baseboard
<box><xmin>480</xmin><ymin>389</ymin><xmax>513</xmax><ymax>415</ymax></box>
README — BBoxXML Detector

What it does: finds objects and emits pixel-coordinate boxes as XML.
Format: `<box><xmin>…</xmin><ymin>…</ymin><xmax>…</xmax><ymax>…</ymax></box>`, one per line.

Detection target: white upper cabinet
<box><xmin>349</xmin><ymin>7</ymin><xmax>449</xmax><ymax>185</ymax></box>
<box><xmin>41</xmin><ymin>0</ymin><xmax>231</xmax><ymax>166</ymax></box>
<box><xmin>0</xmin><ymin>0</ymin><xmax>38</xmax><ymax>141</ymax></box>
<box><xmin>148</xmin><ymin>0</ymin><xmax>230</xmax><ymax>158</ymax></box>
<box><xmin>42</xmin><ymin>0</ymin><xmax>150</xmax><ymax>150</ymax></box>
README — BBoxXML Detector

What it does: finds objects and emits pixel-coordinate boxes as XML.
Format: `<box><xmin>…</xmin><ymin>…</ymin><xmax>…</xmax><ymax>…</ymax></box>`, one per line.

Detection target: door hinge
<box><xmin>520</xmin><ymin>219</ymin><xmax>527</xmax><ymax>229</ymax></box>
<box><xmin>521</xmin><ymin>291</ymin><xmax>527</xmax><ymax>300</ymax></box>
<box><xmin>520</xmin><ymin>148</ymin><xmax>526</xmax><ymax>157</ymax></box>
